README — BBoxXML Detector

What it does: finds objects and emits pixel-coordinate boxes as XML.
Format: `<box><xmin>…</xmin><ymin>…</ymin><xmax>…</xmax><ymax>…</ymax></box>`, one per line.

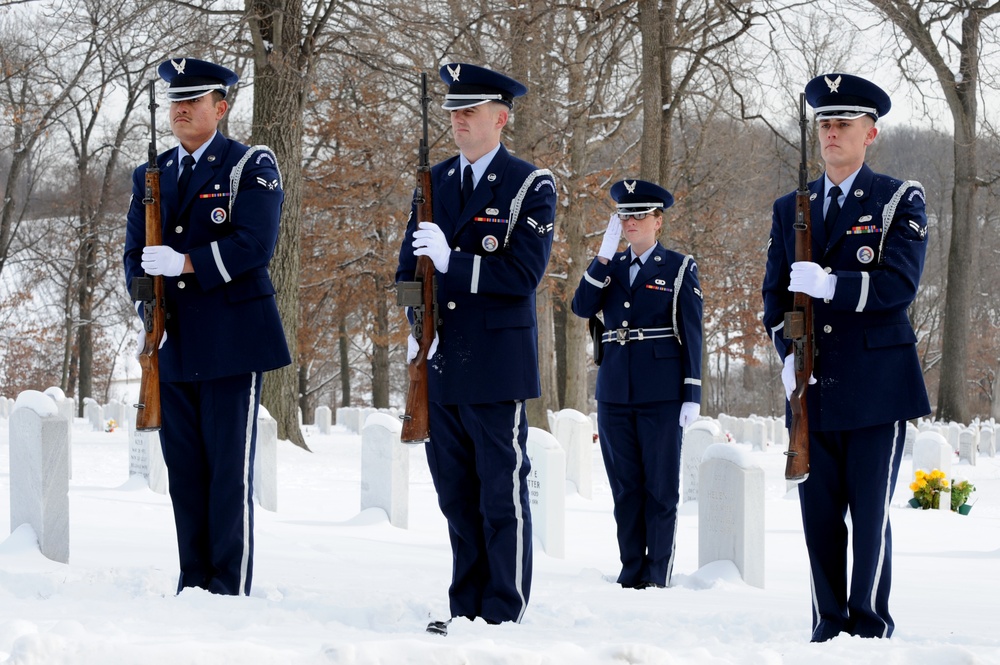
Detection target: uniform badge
<box><xmin>624</xmin><ymin>180</ymin><xmax>637</xmax><ymax>194</ymax></box>
<box><xmin>486</xmin><ymin>207</ymin><xmax>499</xmax><ymax>215</ymax></box>
<box><xmin>824</xmin><ymin>75</ymin><xmax>841</xmax><ymax>92</ymax></box>
<box><xmin>487</xmin><ymin>173</ymin><xmax>497</xmax><ymax>182</ymax></box>
<box><xmin>856</xmin><ymin>246</ymin><xmax>874</xmax><ymax>264</ymax></box>
<box><xmin>207</xmin><ymin>155</ymin><xmax>216</xmax><ymax>163</ymax></box>
<box><xmin>211</xmin><ymin>207</ymin><xmax>227</xmax><ymax>224</ymax></box>
<box><xmin>446</xmin><ymin>63</ymin><xmax>461</xmax><ymax>81</ymax></box>
<box><xmin>655</xmin><ymin>279</ymin><xmax>666</xmax><ymax>286</ymax></box>
<box><xmin>858</xmin><ymin>214</ymin><xmax>872</xmax><ymax>222</ymax></box>
<box><xmin>215</xmin><ymin>184</ymin><xmax>221</xmax><ymax>190</ymax></box>
<box><xmin>654</xmin><ymin>255</ymin><xmax>662</xmax><ymax>262</ymax></box>
<box><xmin>854</xmin><ymin>188</ymin><xmax>863</xmax><ymax>198</ymax></box>
<box><xmin>482</xmin><ymin>235</ymin><xmax>498</xmax><ymax>252</ymax></box>
<box><xmin>171</xmin><ymin>58</ymin><xmax>186</xmax><ymax>75</ymax></box>
<box><xmin>448</xmin><ymin>168</ymin><xmax>455</xmax><ymax>176</ymax></box>
<box><xmin>809</xmin><ymin>192</ymin><xmax>817</xmax><ymax>201</ymax></box>
<box><xmin>166</xmin><ymin>159</ymin><xmax>174</xmax><ymax>167</ymax></box>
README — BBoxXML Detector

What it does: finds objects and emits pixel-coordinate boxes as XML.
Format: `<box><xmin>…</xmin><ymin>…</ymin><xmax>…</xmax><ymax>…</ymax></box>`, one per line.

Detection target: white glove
<box><xmin>782</xmin><ymin>352</ymin><xmax>816</xmax><ymax>400</ymax></box>
<box><xmin>597</xmin><ymin>214</ymin><xmax>623</xmax><ymax>260</ymax></box>
<box><xmin>679</xmin><ymin>402</ymin><xmax>700</xmax><ymax>428</ymax></box>
<box><xmin>141</xmin><ymin>245</ymin><xmax>186</xmax><ymax>277</ymax></box>
<box><xmin>412</xmin><ymin>222</ymin><xmax>451</xmax><ymax>273</ymax></box>
<box><xmin>789</xmin><ymin>261</ymin><xmax>837</xmax><ymax>300</ymax></box>
<box><xmin>406</xmin><ymin>333</ymin><xmax>439</xmax><ymax>363</ymax></box>
<box><xmin>135</xmin><ymin>328</ymin><xmax>166</xmax><ymax>359</ymax></box>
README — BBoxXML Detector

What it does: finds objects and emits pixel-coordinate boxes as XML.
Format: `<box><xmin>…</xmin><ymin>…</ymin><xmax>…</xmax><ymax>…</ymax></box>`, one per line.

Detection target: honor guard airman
<box><xmin>123</xmin><ymin>57</ymin><xmax>290</xmax><ymax>596</ymax></box>
<box><xmin>571</xmin><ymin>179</ymin><xmax>703</xmax><ymax>590</ymax></box>
<box><xmin>395</xmin><ymin>62</ymin><xmax>557</xmax><ymax>634</ymax></box>
<box><xmin>761</xmin><ymin>73</ymin><xmax>930</xmax><ymax>641</ymax></box>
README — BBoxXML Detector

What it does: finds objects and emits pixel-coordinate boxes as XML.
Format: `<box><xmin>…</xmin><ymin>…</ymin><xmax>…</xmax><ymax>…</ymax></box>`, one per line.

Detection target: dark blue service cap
<box><xmin>439</xmin><ymin>63</ymin><xmax>527</xmax><ymax>110</ymax></box>
<box><xmin>805</xmin><ymin>73</ymin><xmax>890</xmax><ymax>121</ymax></box>
<box><xmin>158</xmin><ymin>58</ymin><xmax>239</xmax><ymax>102</ymax></box>
<box><xmin>610</xmin><ymin>179</ymin><xmax>674</xmax><ymax>214</ymax></box>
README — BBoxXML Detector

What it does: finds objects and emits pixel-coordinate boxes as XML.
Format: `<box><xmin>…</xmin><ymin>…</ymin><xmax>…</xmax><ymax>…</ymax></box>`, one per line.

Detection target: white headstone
<box><xmin>254</xmin><ymin>408</ymin><xmax>278</xmax><ymax>512</ymax></box>
<box><xmin>958</xmin><ymin>427</ymin><xmax>978</xmax><ymax>467</ymax></box>
<box><xmin>43</xmin><ymin>387</ymin><xmax>74</xmax><ymax>479</ymax></box>
<box><xmin>9</xmin><ymin>390</ymin><xmax>70</xmax><ymax>563</ymax></box>
<box><xmin>360</xmin><ymin>412</ymin><xmax>409</xmax><ymax>528</ymax></box>
<box><xmin>698</xmin><ymin>443</ymin><xmax>765</xmax><ymax>589</ymax></box>
<box><xmin>83</xmin><ymin>398</ymin><xmax>104</xmax><ymax>432</ymax></box>
<box><xmin>912</xmin><ymin>431</ymin><xmax>952</xmax><ymax>482</ymax></box>
<box><xmin>748</xmin><ymin>418</ymin><xmax>767</xmax><ymax>452</ymax></box>
<box><xmin>946</xmin><ymin>422</ymin><xmax>961</xmax><ymax>452</ymax></box>
<box><xmin>978</xmin><ymin>425</ymin><xmax>995</xmax><ymax>458</ymax></box>
<box><xmin>904</xmin><ymin>422</ymin><xmax>918</xmax><ymax>457</ymax></box>
<box><xmin>681</xmin><ymin>421</ymin><xmax>717</xmax><ymax>502</ymax></box>
<box><xmin>0</xmin><ymin>396</ymin><xmax>9</xmax><ymax>418</ymax></box>
<box><xmin>315</xmin><ymin>405</ymin><xmax>332</xmax><ymax>434</ymax></box>
<box><xmin>526</xmin><ymin>427</ymin><xmax>565</xmax><ymax>558</ymax></box>
<box><xmin>552</xmin><ymin>408</ymin><xmax>593</xmax><ymax>499</ymax></box>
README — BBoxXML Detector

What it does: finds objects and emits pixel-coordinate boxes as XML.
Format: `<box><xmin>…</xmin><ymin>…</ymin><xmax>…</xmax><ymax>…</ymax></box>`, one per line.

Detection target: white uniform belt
<box><xmin>601</xmin><ymin>326</ymin><xmax>675</xmax><ymax>345</ymax></box>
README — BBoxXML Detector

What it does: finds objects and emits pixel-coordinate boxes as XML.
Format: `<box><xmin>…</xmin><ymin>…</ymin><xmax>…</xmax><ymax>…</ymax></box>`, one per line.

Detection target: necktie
<box><xmin>462</xmin><ymin>164</ymin><xmax>474</xmax><ymax>207</ymax></box>
<box><xmin>177</xmin><ymin>154</ymin><xmax>195</xmax><ymax>198</ymax></box>
<box><xmin>824</xmin><ymin>185</ymin><xmax>842</xmax><ymax>234</ymax></box>
<box><xmin>629</xmin><ymin>255</ymin><xmax>642</xmax><ymax>286</ymax></box>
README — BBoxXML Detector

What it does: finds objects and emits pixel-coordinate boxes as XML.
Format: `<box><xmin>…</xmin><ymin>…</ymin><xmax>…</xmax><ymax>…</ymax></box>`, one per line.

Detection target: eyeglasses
<box><xmin>618</xmin><ymin>211</ymin><xmax>654</xmax><ymax>220</ymax></box>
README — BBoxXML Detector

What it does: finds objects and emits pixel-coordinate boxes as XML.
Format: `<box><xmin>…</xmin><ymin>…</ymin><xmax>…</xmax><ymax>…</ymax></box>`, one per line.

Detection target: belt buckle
<box><xmin>616</xmin><ymin>328</ymin><xmax>628</xmax><ymax>345</ymax></box>
<box><xmin>637</xmin><ymin>328</ymin><xmax>644</xmax><ymax>341</ymax></box>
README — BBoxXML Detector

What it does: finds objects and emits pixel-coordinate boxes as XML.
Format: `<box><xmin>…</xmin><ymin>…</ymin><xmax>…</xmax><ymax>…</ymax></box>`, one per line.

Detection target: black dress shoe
<box><xmin>636</xmin><ymin>581</ymin><xmax>666</xmax><ymax>589</ymax></box>
<box><xmin>426</xmin><ymin>619</ymin><xmax>451</xmax><ymax>636</ymax></box>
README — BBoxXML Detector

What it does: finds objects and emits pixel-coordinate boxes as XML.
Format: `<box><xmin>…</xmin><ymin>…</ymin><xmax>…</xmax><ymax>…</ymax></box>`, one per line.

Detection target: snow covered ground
<box><xmin>2</xmin><ymin>413</ymin><xmax>999</xmax><ymax>664</ymax></box>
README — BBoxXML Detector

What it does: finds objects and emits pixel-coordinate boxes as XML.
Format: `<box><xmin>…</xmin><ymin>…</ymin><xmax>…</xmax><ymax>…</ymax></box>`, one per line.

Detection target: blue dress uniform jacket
<box><xmin>396</xmin><ymin>144</ymin><xmax>557</xmax><ymax>404</ymax></box>
<box><xmin>572</xmin><ymin>244</ymin><xmax>703</xmax><ymax>405</ymax></box>
<box><xmin>123</xmin><ymin>132</ymin><xmax>291</xmax><ymax>381</ymax></box>
<box><xmin>762</xmin><ymin>164</ymin><xmax>930</xmax><ymax>430</ymax></box>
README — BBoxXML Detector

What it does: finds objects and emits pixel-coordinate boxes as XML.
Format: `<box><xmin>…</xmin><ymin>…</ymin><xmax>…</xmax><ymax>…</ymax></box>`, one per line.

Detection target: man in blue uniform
<box><xmin>395</xmin><ymin>62</ymin><xmax>557</xmax><ymax>634</ymax></box>
<box><xmin>123</xmin><ymin>57</ymin><xmax>290</xmax><ymax>596</ymax></box>
<box><xmin>761</xmin><ymin>73</ymin><xmax>930</xmax><ymax>641</ymax></box>
<box><xmin>571</xmin><ymin>179</ymin><xmax>703</xmax><ymax>590</ymax></box>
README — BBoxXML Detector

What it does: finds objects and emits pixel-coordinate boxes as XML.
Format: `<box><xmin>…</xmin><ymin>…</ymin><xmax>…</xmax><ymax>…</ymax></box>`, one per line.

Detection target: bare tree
<box><xmin>865</xmin><ymin>0</ymin><xmax>1000</xmax><ymax>423</ymax></box>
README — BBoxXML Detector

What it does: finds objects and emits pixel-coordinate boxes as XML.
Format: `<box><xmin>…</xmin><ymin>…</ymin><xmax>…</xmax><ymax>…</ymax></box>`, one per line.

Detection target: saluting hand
<box><xmin>597</xmin><ymin>214</ymin><xmax>622</xmax><ymax>260</ymax></box>
<box><xmin>412</xmin><ymin>222</ymin><xmax>451</xmax><ymax>273</ymax></box>
<box><xmin>789</xmin><ymin>261</ymin><xmax>837</xmax><ymax>300</ymax></box>
<box><xmin>141</xmin><ymin>245</ymin><xmax>186</xmax><ymax>277</ymax></box>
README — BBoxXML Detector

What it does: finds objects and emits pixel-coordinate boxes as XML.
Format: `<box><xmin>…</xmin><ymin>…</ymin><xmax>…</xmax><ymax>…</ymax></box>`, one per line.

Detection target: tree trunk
<box><xmin>339</xmin><ymin>316</ymin><xmax>351</xmax><ymax>407</ymax></box>
<box><xmin>371</xmin><ymin>273</ymin><xmax>390</xmax><ymax>409</ymax></box>
<box><xmin>248</xmin><ymin>0</ymin><xmax>307</xmax><ymax>448</ymax></box>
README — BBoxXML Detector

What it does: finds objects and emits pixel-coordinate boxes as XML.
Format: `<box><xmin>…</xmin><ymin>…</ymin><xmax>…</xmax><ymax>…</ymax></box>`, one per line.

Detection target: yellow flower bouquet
<box><xmin>909</xmin><ymin>469</ymin><xmax>949</xmax><ymax>510</ymax></box>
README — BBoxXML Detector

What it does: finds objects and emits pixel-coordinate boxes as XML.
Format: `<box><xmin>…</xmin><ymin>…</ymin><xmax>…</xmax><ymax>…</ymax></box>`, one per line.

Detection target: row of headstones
<box><xmin>358</xmin><ymin>409</ymin><xmax>764</xmax><ymax>588</ymax></box>
<box><xmin>913</xmin><ymin>419</ymin><xmax>996</xmax><ymax>466</ymax></box>
<box><xmin>5</xmin><ymin>389</ymin><xmax>280</xmax><ymax>564</ymax></box>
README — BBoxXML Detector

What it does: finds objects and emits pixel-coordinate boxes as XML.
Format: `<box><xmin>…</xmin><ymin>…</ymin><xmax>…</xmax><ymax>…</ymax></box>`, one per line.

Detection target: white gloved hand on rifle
<box><xmin>406</xmin><ymin>333</ymin><xmax>439</xmax><ymax>363</ymax></box>
<box><xmin>141</xmin><ymin>245</ymin><xmax>186</xmax><ymax>277</ymax></box>
<box><xmin>789</xmin><ymin>261</ymin><xmax>837</xmax><ymax>300</ymax></box>
<box><xmin>135</xmin><ymin>328</ymin><xmax>167</xmax><ymax>360</ymax></box>
<box><xmin>782</xmin><ymin>352</ymin><xmax>816</xmax><ymax>400</ymax></box>
<box><xmin>412</xmin><ymin>222</ymin><xmax>451</xmax><ymax>273</ymax></box>
<box><xmin>597</xmin><ymin>214</ymin><xmax>623</xmax><ymax>260</ymax></box>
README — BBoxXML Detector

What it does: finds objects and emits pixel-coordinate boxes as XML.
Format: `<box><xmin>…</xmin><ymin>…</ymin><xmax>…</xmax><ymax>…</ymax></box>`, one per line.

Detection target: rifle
<box><xmin>131</xmin><ymin>80</ymin><xmax>165</xmax><ymax>432</ymax></box>
<box><xmin>396</xmin><ymin>72</ymin><xmax>438</xmax><ymax>443</ymax></box>
<box><xmin>782</xmin><ymin>93</ymin><xmax>813</xmax><ymax>482</ymax></box>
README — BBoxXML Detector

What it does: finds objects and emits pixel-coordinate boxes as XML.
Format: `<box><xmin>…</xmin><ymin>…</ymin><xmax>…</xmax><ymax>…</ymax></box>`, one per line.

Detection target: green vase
<box><xmin>958</xmin><ymin>504</ymin><xmax>972</xmax><ymax>515</ymax></box>
<box><xmin>908</xmin><ymin>498</ymin><xmax>922</xmax><ymax>509</ymax></box>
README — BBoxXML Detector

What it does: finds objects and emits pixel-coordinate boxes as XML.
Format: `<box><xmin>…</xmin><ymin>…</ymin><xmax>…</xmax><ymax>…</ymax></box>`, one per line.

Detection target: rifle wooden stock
<box><xmin>399</xmin><ymin>73</ymin><xmax>435</xmax><ymax>443</ymax></box>
<box><xmin>783</xmin><ymin>93</ymin><xmax>813</xmax><ymax>482</ymax></box>
<box><xmin>134</xmin><ymin>81</ymin><xmax>165</xmax><ymax>432</ymax></box>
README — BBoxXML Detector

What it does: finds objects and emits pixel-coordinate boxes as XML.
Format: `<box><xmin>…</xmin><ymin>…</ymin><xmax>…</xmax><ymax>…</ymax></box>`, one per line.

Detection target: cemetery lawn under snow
<box><xmin>2</xmin><ymin>413</ymin><xmax>1000</xmax><ymax>664</ymax></box>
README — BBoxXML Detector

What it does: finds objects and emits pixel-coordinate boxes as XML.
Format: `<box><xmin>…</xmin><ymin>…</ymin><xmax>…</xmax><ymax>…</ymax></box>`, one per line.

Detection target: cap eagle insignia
<box><xmin>624</xmin><ymin>180</ymin><xmax>637</xmax><ymax>194</ymax></box>
<box><xmin>824</xmin><ymin>75</ymin><xmax>842</xmax><ymax>93</ymax></box>
<box><xmin>171</xmin><ymin>58</ymin><xmax>187</xmax><ymax>75</ymax></box>
<box><xmin>446</xmin><ymin>64</ymin><xmax>461</xmax><ymax>82</ymax></box>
